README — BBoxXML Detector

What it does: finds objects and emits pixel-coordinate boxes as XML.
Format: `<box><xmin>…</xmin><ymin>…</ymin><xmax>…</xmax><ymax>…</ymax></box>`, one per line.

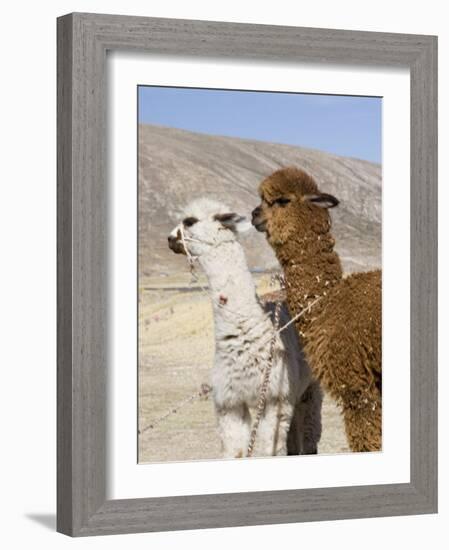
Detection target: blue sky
<box><xmin>138</xmin><ymin>86</ymin><xmax>382</xmax><ymax>164</ymax></box>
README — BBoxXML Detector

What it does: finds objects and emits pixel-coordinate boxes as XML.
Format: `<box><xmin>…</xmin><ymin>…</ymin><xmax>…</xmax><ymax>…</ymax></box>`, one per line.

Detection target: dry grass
<box><xmin>138</xmin><ymin>273</ymin><xmax>350</xmax><ymax>463</ymax></box>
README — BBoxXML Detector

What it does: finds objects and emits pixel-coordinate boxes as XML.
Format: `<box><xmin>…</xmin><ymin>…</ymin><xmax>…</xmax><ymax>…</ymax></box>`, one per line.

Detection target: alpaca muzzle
<box><xmin>167</xmin><ymin>231</ymin><xmax>186</xmax><ymax>255</ymax></box>
<box><xmin>251</xmin><ymin>206</ymin><xmax>267</xmax><ymax>232</ymax></box>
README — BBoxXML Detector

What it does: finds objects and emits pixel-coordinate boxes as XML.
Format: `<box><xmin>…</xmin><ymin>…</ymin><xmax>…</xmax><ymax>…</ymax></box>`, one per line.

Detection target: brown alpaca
<box><xmin>252</xmin><ymin>167</ymin><xmax>381</xmax><ymax>452</ymax></box>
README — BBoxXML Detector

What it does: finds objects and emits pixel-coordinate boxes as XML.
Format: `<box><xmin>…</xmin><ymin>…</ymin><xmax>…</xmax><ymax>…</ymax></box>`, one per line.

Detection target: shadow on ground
<box><xmin>25</xmin><ymin>513</ymin><xmax>56</xmax><ymax>531</ymax></box>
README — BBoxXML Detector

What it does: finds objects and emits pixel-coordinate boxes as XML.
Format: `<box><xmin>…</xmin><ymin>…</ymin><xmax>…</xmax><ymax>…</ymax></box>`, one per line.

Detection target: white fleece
<box><xmin>169</xmin><ymin>198</ymin><xmax>322</xmax><ymax>457</ymax></box>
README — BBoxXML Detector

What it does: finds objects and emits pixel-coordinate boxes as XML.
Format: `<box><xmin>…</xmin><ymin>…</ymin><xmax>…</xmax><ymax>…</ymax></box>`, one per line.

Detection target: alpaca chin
<box><xmin>253</xmin><ymin>221</ymin><xmax>267</xmax><ymax>233</ymax></box>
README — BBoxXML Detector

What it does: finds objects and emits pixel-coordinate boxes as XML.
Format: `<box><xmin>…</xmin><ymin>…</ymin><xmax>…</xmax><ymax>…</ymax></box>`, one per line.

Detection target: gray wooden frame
<box><xmin>57</xmin><ymin>12</ymin><xmax>438</xmax><ymax>537</ymax></box>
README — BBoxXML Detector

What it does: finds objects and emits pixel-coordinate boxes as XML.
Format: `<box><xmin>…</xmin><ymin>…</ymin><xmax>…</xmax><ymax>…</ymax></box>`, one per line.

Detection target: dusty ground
<box><xmin>138</xmin><ymin>273</ymin><xmax>350</xmax><ymax>463</ymax></box>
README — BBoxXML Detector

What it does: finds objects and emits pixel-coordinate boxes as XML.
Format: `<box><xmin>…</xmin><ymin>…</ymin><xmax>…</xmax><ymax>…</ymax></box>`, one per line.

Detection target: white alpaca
<box><xmin>168</xmin><ymin>198</ymin><xmax>322</xmax><ymax>458</ymax></box>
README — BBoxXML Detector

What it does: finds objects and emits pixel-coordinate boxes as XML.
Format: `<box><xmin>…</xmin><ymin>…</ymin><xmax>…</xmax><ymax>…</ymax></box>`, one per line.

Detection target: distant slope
<box><xmin>138</xmin><ymin>124</ymin><xmax>381</xmax><ymax>276</ymax></box>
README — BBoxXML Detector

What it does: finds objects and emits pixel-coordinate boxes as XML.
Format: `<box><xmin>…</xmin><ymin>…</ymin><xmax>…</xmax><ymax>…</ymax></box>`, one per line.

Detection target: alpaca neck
<box><xmin>197</xmin><ymin>241</ymin><xmax>265</xmax><ymax>332</ymax></box>
<box><xmin>276</xmin><ymin>231</ymin><xmax>343</xmax><ymax>334</ymax></box>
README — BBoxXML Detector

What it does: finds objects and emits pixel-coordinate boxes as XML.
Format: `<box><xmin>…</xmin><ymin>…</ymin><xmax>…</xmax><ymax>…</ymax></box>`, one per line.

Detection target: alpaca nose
<box><xmin>168</xmin><ymin>232</ymin><xmax>186</xmax><ymax>255</ymax></box>
<box><xmin>251</xmin><ymin>206</ymin><xmax>261</xmax><ymax>222</ymax></box>
<box><xmin>167</xmin><ymin>235</ymin><xmax>178</xmax><ymax>250</ymax></box>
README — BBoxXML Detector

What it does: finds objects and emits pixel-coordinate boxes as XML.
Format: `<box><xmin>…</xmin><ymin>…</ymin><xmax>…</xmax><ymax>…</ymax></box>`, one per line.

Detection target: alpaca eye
<box><xmin>183</xmin><ymin>217</ymin><xmax>198</xmax><ymax>227</ymax></box>
<box><xmin>274</xmin><ymin>197</ymin><xmax>291</xmax><ymax>206</ymax></box>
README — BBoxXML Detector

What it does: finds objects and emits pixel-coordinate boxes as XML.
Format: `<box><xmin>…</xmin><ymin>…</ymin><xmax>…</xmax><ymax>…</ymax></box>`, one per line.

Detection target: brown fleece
<box><xmin>256</xmin><ymin>167</ymin><xmax>382</xmax><ymax>452</ymax></box>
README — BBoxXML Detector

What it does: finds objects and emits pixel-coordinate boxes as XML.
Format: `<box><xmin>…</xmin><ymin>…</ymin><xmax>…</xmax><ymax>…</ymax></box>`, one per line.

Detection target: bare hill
<box><xmin>138</xmin><ymin>124</ymin><xmax>381</xmax><ymax>276</ymax></box>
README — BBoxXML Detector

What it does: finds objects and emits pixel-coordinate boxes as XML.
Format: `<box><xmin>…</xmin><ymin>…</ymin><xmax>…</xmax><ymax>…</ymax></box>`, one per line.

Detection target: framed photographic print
<box><xmin>137</xmin><ymin>86</ymin><xmax>381</xmax><ymax>464</ymax></box>
<box><xmin>57</xmin><ymin>12</ymin><xmax>437</xmax><ymax>536</ymax></box>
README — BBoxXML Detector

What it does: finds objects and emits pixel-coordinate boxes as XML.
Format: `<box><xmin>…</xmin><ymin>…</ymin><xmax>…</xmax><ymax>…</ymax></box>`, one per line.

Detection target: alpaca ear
<box><xmin>305</xmin><ymin>193</ymin><xmax>339</xmax><ymax>209</ymax></box>
<box><xmin>213</xmin><ymin>213</ymin><xmax>251</xmax><ymax>233</ymax></box>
